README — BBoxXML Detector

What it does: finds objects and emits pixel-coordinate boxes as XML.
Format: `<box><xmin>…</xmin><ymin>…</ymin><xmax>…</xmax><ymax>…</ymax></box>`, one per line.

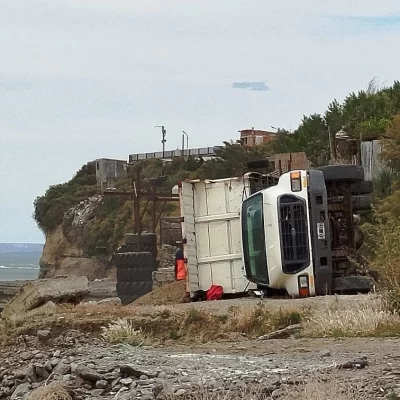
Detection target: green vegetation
<box><xmin>33</xmin><ymin>79</ymin><xmax>400</xmax><ymax>262</ymax></box>
<box><xmin>33</xmin><ymin>162</ymin><xmax>98</xmax><ymax>234</ymax></box>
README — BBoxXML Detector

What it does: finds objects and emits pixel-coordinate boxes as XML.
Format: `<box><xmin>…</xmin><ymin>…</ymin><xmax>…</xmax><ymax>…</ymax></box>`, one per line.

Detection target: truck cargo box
<box><xmin>179</xmin><ymin>177</ymin><xmax>256</xmax><ymax>296</ymax></box>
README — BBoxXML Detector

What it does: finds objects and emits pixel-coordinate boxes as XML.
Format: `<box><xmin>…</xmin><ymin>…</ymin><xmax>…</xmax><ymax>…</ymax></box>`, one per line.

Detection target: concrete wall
<box><xmin>96</xmin><ymin>158</ymin><xmax>127</xmax><ymax>191</ymax></box>
<box><xmin>361</xmin><ymin>140</ymin><xmax>387</xmax><ymax>181</ymax></box>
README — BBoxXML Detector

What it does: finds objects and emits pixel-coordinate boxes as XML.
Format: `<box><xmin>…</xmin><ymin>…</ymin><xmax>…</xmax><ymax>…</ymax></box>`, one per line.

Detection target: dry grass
<box><xmin>101</xmin><ymin>318</ymin><xmax>145</xmax><ymax>346</ymax></box>
<box><xmin>3</xmin><ymin>293</ymin><xmax>400</xmax><ymax>346</ymax></box>
<box><xmin>27</xmin><ymin>382</ymin><xmax>75</xmax><ymax>400</ymax></box>
<box><xmin>162</xmin><ymin>375</ymin><xmax>365</xmax><ymax>400</ymax></box>
<box><xmin>284</xmin><ymin>375</ymin><xmax>364</xmax><ymax>400</ymax></box>
<box><xmin>228</xmin><ymin>304</ymin><xmax>304</xmax><ymax>337</ymax></box>
<box><xmin>302</xmin><ymin>294</ymin><xmax>400</xmax><ymax>337</ymax></box>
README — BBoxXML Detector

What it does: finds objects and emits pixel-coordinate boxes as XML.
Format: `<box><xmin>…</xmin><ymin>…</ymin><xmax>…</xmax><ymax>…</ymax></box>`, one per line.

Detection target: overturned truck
<box><xmin>179</xmin><ymin>164</ymin><xmax>374</xmax><ymax>299</ymax></box>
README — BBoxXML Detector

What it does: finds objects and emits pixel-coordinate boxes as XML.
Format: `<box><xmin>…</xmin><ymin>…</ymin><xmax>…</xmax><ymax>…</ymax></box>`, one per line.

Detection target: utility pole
<box><xmin>154</xmin><ymin>125</ymin><xmax>166</xmax><ymax>157</ymax></box>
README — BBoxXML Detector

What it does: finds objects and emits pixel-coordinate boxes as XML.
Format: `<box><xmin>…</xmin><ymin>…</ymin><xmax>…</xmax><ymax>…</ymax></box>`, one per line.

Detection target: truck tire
<box><xmin>124</xmin><ymin>233</ymin><xmax>157</xmax><ymax>246</ymax></box>
<box><xmin>316</xmin><ymin>165</ymin><xmax>364</xmax><ymax>183</ymax></box>
<box><xmin>116</xmin><ymin>281</ymin><xmax>153</xmax><ymax>304</ymax></box>
<box><xmin>113</xmin><ymin>252</ymin><xmax>156</xmax><ymax>269</ymax></box>
<box><xmin>332</xmin><ymin>275</ymin><xmax>374</xmax><ymax>294</ymax></box>
<box><xmin>351</xmin><ymin>181</ymin><xmax>374</xmax><ymax>195</ymax></box>
<box><xmin>116</xmin><ymin>244</ymin><xmax>157</xmax><ymax>259</ymax></box>
<box><xmin>117</xmin><ymin>266</ymin><xmax>154</xmax><ymax>282</ymax></box>
<box><xmin>352</xmin><ymin>195</ymin><xmax>372</xmax><ymax>211</ymax></box>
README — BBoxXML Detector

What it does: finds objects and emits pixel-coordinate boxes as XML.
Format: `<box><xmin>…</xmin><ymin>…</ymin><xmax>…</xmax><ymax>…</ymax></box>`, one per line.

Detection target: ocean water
<box><xmin>0</xmin><ymin>250</ymin><xmax>41</xmax><ymax>281</ymax></box>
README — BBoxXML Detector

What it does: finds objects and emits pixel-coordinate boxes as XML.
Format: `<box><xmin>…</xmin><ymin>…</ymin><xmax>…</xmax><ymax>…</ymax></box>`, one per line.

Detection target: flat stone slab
<box><xmin>1</xmin><ymin>276</ymin><xmax>90</xmax><ymax>320</ymax></box>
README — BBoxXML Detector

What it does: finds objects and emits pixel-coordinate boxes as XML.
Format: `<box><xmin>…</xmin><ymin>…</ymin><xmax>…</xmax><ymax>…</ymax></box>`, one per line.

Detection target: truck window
<box><xmin>242</xmin><ymin>193</ymin><xmax>269</xmax><ymax>284</ymax></box>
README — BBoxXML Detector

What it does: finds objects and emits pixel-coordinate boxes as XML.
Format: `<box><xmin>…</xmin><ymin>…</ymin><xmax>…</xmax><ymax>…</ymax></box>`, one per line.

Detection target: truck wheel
<box><xmin>117</xmin><ymin>266</ymin><xmax>154</xmax><ymax>282</ymax></box>
<box><xmin>124</xmin><ymin>233</ymin><xmax>157</xmax><ymax>246</ymax></box>
<box><xmin>316</xmin><ymin>165</ymin><xmax>364</xmax><ymax>183</ymax></box>
<box><xmin>113</xmin><ymin>252</ymin><xmax>156</xmax><ymax>269</ymax></box>
<box><xmin>352</xmin><ymin>195</ymin><xmax>372</xmax><ymax>211</ymax></box>
<box><xmin>351</xmin><ymin>181</ymin><xmax>374</xmax><ymax>195</ymax></box>
<box><xmin>116</xmin><ymin>244</ymin><xmax>157</xmax><ymax>259</ymax></box>
<box><xmin>116</xmin><ymin>281</ymin><xmax>153</xmax><ymax>304</ymax></box>
<box><xmin>332</xmin><ymin>275</ymin><xmax>374</xmax><ymax>294</ymax></box>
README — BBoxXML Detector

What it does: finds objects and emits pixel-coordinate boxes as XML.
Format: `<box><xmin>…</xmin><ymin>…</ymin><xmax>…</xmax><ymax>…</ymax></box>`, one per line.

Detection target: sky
<box><xmin>1</xmin><ymin>0</ymin><xmax>400</xmax><ymax>243</ymax></box>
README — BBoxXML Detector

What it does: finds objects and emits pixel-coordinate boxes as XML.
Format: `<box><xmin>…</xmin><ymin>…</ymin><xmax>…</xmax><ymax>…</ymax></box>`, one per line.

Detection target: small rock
<box><xmin>272</xmin><ymin>389</ymin><xmax>284</xmax><ymax>399</ymax></box>
<box><xmin>157</xmin><ymin>371</ymin><xmax>166</xmax><ymax>379</ymax></box>
<box><xmin>153</xmin><ymin>384</ymin><xmax>163</xmax><ymax>398</ymax></box>
<box><xmin>104</xmin><ymin>371</ymin><xmax>120</xmax><ymax>381</ymax></box>
<box><xmin>119</xmin><ymin>365</ymin><xmax>147</xmax><ymax>378</ymax></box>
<box><xmin>111</xmin><ymin>378</ymin><xmax>121</xmax><ymax>388</ymax></box>
<box><xmin>119</xmin><ymin>389</ymin><xmax>138</xmax><ymax>400</ymax></box>
<box><xmin>37</xmin><ymin>330</ymin><xmax>51</xmax><ymax>343</ymax></box>
<box><xmin>320</xmin><ymin>350</ymin><xmax>331</xmax><ymax>358</ymax></box>
<box><xmin>53</xmin><ymin>363</ymin><xmax>71</xmax><ymax>375</ymax></box>
<box><xmin>120</xmin><ymin>378</ymin><xmax>133</xmax><ymax>386</ymax></box>
<box><xmin>70</xmin><ymin>363</ymin><xmax>78</xmax><ymax>374</ymax></box>
<box><xmin>96</xmin><ymin>380</ymin><xmax>108</xmax><ymax>389</ymax></box>
<box><xmin>175</xmin><ymin>389</ymin><xmax>186</xmax><ymax>396</ymax></box>
<box><xmin>50</xmin><ymin>359</ymin><xmax>59</xmax><ymax>368</ymax></box>
<box><xmin>34</xmin><ymin>353</ymin><xmax>44</xmax><ymax>359</ymax></box>
<box><xmin>140</xmin><ymin>375</ymin><xmax>148</xmax><ymax>380</ymax></box>
<box><xmin>91</xmin><ymin>388</ymin><xmax>104</xmax><ymax>396</ymax></box>
<box><xmin>53</xmin><ymin>350</ymin><xmax>61</xmax><ymax>358</ymax></box>
<box><xmin>76</xmin><ymin>366</ymin><xmax>103</xmax><ymax>382</ymax></box>
<box><xmin>44</xmin><ymin>361</ymin><xmax>53</xmax><ymax>372</ymax></box>
<box><xmin>20</xmin><ymin>352</ymin><xmax>32</xmax><ymax>361</ymax></box>
<box><xmin>11</xmin><ymin>383</ymin><xmax>31</xmax><ymax>400</ymax></box>
<box><xmin>14</xmin><ymin>365</ymin><xmax>34</xmax><ymax>380</ymax></box>
<box><xmin>34</xmin><ymin>364</ymin><xmax>50</xmax><ymax>379</ymax></box>
<box><xmin>63</xmin><ymin>374</ymin><xmax>72</xmax><ymax>382</ymax></box>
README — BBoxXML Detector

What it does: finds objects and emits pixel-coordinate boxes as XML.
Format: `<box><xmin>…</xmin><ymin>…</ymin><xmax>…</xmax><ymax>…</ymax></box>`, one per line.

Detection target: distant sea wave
<box><xmin>0</xmin><ymin>250</ymin><xmax>41</xmax><ymax>280</ymax></box>
<box><xmin>0</xmin><ymin>265</ymin><xmax>39</xmax><ymax>269</ymax></box>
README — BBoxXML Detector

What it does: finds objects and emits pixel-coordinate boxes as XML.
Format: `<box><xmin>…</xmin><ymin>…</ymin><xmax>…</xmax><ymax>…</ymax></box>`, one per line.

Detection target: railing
<box><xmin>129</xmin><ymin>146</ymin><xmax>220</xmax><ymax>163</ymax></box>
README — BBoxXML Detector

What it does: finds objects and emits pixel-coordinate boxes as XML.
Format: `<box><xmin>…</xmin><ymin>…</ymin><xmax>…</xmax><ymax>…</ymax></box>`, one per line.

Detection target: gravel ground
<box><xmin>1</xmin><ymin>333</ymin><xmax>400</xmax><ymax>399</ymax></box>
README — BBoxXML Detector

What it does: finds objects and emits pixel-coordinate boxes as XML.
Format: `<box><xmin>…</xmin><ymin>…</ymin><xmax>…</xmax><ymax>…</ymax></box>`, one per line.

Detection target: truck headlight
<box><xmin>298</xmin><ymin>275</ymin><xmax>310</xmax><ymax>297</ymax></box>
<box><xmin>290</xmin><ymin>171</ymin><xmax>302</xmax><ymax>192</ymax></box>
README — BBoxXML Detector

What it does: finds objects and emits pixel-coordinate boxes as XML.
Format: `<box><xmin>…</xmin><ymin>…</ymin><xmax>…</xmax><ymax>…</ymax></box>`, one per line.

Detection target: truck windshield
<box><xmin>241</xmin><ymin>193</ymin><xmax>269</xmax><ymax>285</ymax></box>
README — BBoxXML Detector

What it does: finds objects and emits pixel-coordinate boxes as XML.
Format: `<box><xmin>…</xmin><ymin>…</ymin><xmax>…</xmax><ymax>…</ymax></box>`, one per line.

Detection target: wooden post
<box><xmin>151</xmin><ymin>183</ymin><xmax>157</xmax><ymax>233</ymax></box>
<box><xmin>328</xmin><ymin>126</ymin><xmax>337</xmax><ymax>164</ymax></box>
<box><xmin>132</xmin><ymin>165</ymin><xmax>142</xmax><ymax>235</ymax></box>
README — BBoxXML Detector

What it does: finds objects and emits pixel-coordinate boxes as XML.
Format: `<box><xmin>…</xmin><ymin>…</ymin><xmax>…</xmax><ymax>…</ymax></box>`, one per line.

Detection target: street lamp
<box><xmin>182</xmin><ymin>131</ymin><xmax>189</xmax><ymax>151</ymax></box>
<box><xmin>154</xmin><ymin>125</ymin><xmax>166</xmax><ymax>157</ymax></box>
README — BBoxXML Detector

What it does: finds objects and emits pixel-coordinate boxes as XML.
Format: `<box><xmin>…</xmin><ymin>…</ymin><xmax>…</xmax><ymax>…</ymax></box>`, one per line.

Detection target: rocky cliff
<box><xmin>39</xmin><ymin>195</ymin><xmax>113</xmax><ymax>280</ymax></box>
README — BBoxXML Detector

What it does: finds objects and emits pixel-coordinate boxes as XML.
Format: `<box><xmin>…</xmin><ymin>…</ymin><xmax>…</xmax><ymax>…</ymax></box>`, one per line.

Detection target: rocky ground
<box><xmin>1</xmin><ymin>330</ymin><xmax>400</xmax><ymax>400</ymax></box>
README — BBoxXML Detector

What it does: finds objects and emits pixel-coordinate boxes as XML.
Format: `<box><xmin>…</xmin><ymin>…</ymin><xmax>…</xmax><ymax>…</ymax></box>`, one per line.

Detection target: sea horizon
<box><xmin>0</xmin><ymin>243</ymin><xmax>42</xmax><ymax>281</ymax></box>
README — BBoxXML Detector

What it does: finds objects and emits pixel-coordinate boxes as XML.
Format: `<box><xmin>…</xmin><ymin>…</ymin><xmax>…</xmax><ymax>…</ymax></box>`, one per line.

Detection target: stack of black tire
<box><xmin>114</xmin><ymin>233</ymin><xmax>157</xmax><ymax>305</ymax></box>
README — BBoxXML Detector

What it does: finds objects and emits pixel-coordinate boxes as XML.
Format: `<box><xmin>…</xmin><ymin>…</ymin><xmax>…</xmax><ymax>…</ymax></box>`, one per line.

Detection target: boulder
<box><xmin>1</xmin><ymin>276</ymin><xmax>90</xmax><ymax>321</ymax></box>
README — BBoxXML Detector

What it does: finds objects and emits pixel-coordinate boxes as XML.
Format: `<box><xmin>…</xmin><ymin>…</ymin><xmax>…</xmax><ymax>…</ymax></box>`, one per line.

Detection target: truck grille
<box><xmin>279</xmin><ymin>195</ymin><xmax>310</xmax><ymax>274</ymax></box>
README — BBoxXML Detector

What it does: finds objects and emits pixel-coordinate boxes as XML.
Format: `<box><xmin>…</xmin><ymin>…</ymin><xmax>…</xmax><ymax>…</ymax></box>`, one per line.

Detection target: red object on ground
<box><xmin>206</xmin><ymin>285</ymin><xmax>223</xmax><ymax>301</ymax></box>
<box><xmin>176</xmin><ymin>259</ymin><xmax>186</xmax><ymax>280</ymax></box>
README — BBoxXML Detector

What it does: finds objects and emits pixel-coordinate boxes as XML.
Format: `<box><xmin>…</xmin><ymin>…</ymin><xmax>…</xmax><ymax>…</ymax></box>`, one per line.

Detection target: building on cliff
<box><xmin>96</xmin><ymin>158</ymin><xmax>127</xmax><ymax>191</ymax></box>
<box><xmin>239</xmin><ymin>127</ymin><xmax>277</xmax><ymax>147</ymax></box>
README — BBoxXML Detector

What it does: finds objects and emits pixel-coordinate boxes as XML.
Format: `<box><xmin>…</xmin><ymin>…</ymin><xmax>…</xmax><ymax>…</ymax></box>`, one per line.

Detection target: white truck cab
<box><xmin>241</xmin><ymin>170</ymin><xmax>316</xmax><ymax>297</ymax></box>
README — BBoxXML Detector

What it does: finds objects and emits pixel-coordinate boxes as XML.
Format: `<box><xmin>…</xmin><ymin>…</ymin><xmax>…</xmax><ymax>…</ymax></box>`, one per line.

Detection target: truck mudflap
<box><xmin>308</xmin><ymin>170</ymin><xmax>333</xmax><ymax>295</ymax></box>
